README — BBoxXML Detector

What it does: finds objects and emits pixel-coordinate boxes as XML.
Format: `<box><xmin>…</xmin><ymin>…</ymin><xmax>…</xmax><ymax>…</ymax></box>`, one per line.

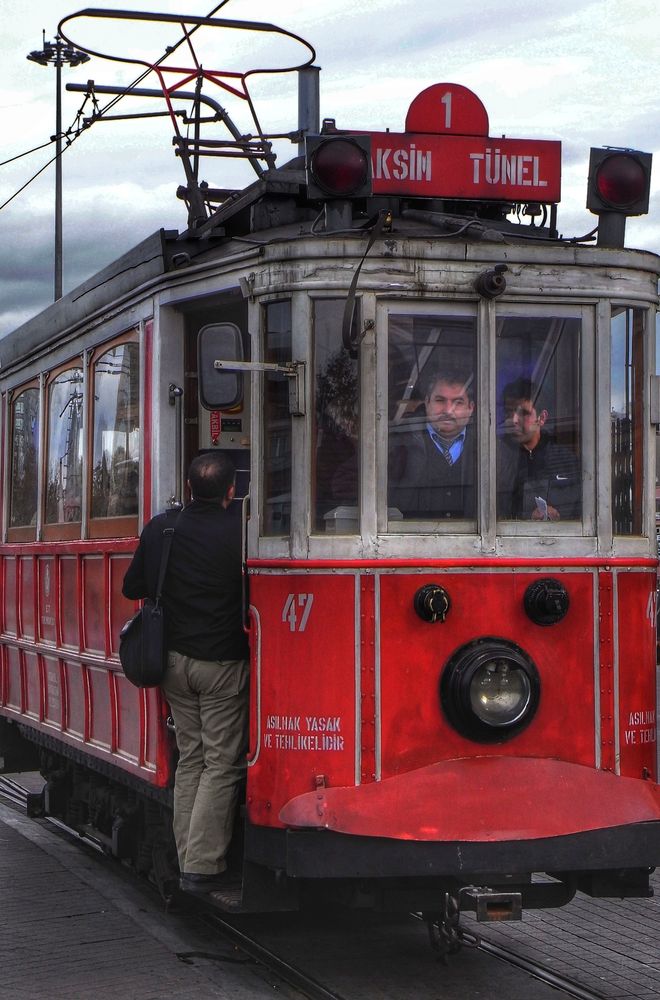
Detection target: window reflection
<box><xmin>45</xmin><ymin>368</ymin><xmax>84</xmax><ymax>525</ymax></box>
<box><xmin>388</xmin><ymin>314</ymin><xmax>477</xmax><ymax>522</ymax></box>
<box><xmin>313</xmin><ymin>300</ymin><xmax>359</xmax><ymax>532</ymax></box>
<box><xmin>496</xmin><ymin>317</ymin><xmax>581</xmax><ymax>522</ymax></box>
<box><xmin>9</xmin><ymin>387</ymin><xmax>39</xmax><ymax>528</ymax></box>
<box><xmin>263</xmin><ymin>301</ymin><xmax>292</xmax><ymax>535</ymax></box>
<box><xmin>611</xmin><ymin>307</ymin><xmax>644</xmax><ymax>535</ymax></box>
<box><xmin>91</xmin><ymin>343</ymin><xmax>139</xmax><ymax>518</ymax></box>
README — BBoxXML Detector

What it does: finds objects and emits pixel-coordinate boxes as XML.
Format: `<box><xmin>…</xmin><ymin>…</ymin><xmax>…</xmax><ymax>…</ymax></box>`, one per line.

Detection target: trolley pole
<box><xmin>27</xmin><ymin>33</ymin><xmax>89</xmax><ymax>301</ymax></box>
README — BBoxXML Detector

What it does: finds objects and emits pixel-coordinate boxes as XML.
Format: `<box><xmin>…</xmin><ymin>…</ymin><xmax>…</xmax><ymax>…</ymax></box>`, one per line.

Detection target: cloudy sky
<box><xmin>1</xmin><ymin>0</ymin><xmax>659</xmax><ymax>337</ymax></box>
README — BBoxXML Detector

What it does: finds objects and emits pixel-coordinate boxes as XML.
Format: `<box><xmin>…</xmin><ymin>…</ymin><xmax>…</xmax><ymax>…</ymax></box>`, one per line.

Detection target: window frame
<box><xmin>6</xmin><ymin>379</ymin><xmax>40</xmax><ymax>543</ymax></box>
<box><xmin>42</xmin><ymin>358</ymin><xmax>85</xmax><ymax>542</ymax></box>
<box><xmin>493</xmin><ymin>302</ymin><xmax>593</xmax><ymax>539</ymax></box>
<box><xmin>376</xmin><ymin>298</ymin><xmax>595</xmax><ymax>546</ymax></box>
<box><xmin>379</xmin><ymin>300</ymin><xmax>480</xmax><ymax>535</ymax></box>
<box><xmin>87</xmin><ymin>332</ymin><xmax>140</xmax><ymax>540</ymax></box>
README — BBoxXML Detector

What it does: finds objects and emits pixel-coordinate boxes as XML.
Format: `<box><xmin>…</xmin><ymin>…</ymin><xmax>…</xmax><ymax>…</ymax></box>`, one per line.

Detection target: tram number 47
<box><xmin>282</xmin><ymin>593</ymin><xmax>314</xmax><ymax>633</ymax></box>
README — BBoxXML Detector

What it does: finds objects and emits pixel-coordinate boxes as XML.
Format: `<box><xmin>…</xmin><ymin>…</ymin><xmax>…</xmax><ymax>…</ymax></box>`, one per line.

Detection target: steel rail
<box><xmin>411</xmin><ymin>911</ymin><xmax>607</xmax><ymax>1000</ymax></box>
<box><xmin>477</xmin><ymin>935</ymin><xmax>607</xmax><ymax>1000</ymax></box>
<box><xmin>201</xmin><ymin>911</ymin><xmax>349</xmax><ymax>1000</ymax></box>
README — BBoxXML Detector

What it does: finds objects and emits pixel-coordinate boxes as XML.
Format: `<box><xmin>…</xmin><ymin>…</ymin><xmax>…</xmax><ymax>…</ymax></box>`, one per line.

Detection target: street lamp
<box><xmin>27</xmin><ymin>32</ymin><xmax>90</xmax><ymax>301</ymax></box>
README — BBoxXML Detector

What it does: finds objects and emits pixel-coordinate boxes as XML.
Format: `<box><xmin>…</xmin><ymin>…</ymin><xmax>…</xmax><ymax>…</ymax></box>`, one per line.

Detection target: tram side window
<box><xmin>45</xmin><ymin>367</ymin><xmax>84</xmax><ymax>526</ymax></box>
<box><xmin>9</xmin><ymin>386</ymin><xmax>39</xmax><ymax>529</ymax></box>
<box><xmin>91</xmin><ymin>342</ymin><xmax>139</xmax><ymax>519</ymax></box>
<box><xmin>387</xmin><ymin>312</ymin><xmax>477</xmax><ymax>524</ymax></box>
<box><xmin>313</xmin><ymin>300</ymin><xmax>359</xmax><ymax>533</ymax></box>
<box><xmin>496</xmin><ymin>316</ymin><xmax>581</xmax><ymax>524</ymax></box>
<box><xmin>611</xmin><ymin>307</ymin><xmax>644</xmax><ymax>535</ymax></box>
<box><xmin>263</xmin><ymin>301</ymin><xmax>292</xmax><ymax>535</ymax></box>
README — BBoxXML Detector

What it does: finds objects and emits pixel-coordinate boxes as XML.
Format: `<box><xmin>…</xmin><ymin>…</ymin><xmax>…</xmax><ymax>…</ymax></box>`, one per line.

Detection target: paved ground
<box><xmin>0</xmin><ymin>799</ymin><xmax>294</xmax><ymax>1000</ymax></box>
<box><xmin>2</xmin><ymin>779</ymin><xmax>659</xmax><ymax>1000</ymax></box>
<box><xmin>470</xmin><ymin>875</ymin><xmax>660</xmax><ymax>1000</ymax></box>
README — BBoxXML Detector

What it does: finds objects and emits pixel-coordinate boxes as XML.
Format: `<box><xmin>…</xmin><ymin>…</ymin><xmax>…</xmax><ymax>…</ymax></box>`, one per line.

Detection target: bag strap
<box><xmin>155</xmin><ymin>527</ymin><xmax>175</xmax><ymax>604</ymax></box>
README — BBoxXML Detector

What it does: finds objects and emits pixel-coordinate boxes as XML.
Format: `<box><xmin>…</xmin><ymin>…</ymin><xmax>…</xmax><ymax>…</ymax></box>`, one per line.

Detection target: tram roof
<box><xmin>2</xmin><ymin>170</ymin><xmax>659</xmax><ymax>379</ymax></box>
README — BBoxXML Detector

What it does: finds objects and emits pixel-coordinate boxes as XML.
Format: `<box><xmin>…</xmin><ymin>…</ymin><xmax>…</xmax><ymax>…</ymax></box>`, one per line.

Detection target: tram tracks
<box><xmin>0</xmin><ymin>774</ymin><xmax>611</xmax><ymax>1000</ymax></box>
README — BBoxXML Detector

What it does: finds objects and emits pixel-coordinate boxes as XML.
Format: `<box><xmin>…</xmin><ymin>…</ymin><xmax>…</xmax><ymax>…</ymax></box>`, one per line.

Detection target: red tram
<box><xmin>1</xmin><ymin>9</ymin><xmax>660</xmax><ymax>933</ymax></box>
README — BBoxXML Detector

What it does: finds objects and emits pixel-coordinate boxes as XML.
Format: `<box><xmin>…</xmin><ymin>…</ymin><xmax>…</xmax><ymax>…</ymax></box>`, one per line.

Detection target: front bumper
<box><xmin>270</xmin><ymin>757</ymin><xmax>660</xmax><ymax>878</ymax></box>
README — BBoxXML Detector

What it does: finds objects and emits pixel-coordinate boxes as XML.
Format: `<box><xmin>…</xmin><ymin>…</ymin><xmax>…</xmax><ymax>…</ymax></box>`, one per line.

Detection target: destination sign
<box><xmin>369</xmin><ymin>132</ymin><xmax>561</xmax><ymax>203</ymax></box>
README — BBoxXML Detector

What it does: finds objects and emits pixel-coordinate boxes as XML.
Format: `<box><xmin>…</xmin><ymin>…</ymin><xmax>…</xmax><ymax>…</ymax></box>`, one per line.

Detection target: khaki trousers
<box><xmin>162</xmin><ymin>652</ymin><xmax>249</xmax><ymax>875</ymax></box>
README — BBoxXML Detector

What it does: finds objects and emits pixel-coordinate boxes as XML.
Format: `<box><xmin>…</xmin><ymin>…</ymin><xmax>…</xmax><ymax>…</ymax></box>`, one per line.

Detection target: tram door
<box><xmin>183</xmin><ymin>293</ymin><xmax>251</xmax><ymax>506</ymax></box>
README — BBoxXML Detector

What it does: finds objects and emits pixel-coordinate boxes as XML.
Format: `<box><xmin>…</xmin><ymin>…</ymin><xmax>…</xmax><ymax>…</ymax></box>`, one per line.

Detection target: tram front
<box><xmin>192</xmin><ymin>86</ymin><xmax>660</xmax><ymax>915</ymax></box>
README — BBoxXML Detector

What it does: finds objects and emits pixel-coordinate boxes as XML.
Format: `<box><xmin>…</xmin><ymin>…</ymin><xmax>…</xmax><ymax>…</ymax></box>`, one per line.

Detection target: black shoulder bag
<box><xmin>119</xmin><ymin>527</ymin><xmax>175</xmax><ymax>688</ymax></box>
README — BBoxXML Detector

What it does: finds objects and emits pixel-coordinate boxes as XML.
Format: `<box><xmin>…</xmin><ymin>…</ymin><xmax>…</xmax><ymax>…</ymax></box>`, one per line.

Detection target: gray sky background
<box><xmin>1</xmin><ymin>0</ymin><xmax>659</xmax><ymax>337</ymax></box>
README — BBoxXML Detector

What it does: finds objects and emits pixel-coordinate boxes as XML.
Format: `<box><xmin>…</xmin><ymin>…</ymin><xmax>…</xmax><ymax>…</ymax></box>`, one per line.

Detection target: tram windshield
<box><xmin>386</xmin><ymin>309</ymin><xmax>582</xmax><ymax>531</ymax></box>
<box><xmin>496</xmin><ymin>315</ymin><xmax>581</xmax><ymax>524</ymax></box>
<box><xmin>388</xmin><ymin>311</ymin><xmax>478</xmax><ymax>525</ymax></box>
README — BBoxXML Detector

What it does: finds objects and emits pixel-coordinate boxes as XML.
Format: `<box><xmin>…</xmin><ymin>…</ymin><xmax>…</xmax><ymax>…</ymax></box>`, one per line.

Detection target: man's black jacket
<box><xmin>122</xmin><ymin>500</ymin><xmax>249</xmax><ymax>662</ymax></box>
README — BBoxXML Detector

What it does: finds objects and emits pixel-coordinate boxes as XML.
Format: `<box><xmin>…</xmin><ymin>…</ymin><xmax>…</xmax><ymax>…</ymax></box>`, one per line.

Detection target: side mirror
<box><xmin>198</xmin><ymin>322</ymin><xmax>244</xmax><ymax>410</ymax></box>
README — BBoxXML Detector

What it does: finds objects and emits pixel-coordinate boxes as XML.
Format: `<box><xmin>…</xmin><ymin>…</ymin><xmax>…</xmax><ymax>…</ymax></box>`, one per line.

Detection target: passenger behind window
<box><xmin>389</xmin><ymin>368</ymin><xmax>476</xmax><ymax>519</ymax></box>
<box><xmin>497</xmin><ymin>377</ymin><xmax>580</xmax><ymax>521</ymax></box>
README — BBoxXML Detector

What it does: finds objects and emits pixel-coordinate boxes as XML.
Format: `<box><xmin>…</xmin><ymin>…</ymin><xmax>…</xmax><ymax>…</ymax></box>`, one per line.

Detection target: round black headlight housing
<box><xmin>440</xmin><ymin>637</ymin><xmax>540</xmax><ymax>742</ymax></box>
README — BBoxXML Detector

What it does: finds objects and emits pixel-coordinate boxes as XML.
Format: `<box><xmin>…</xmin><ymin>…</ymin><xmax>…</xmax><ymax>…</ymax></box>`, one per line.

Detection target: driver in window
<box><xmin>498</xmin><ymin>377</ymin><xmax>580</xmax><ymax>521</ymax></box>
<box><xmin>389</xmin><ymin>369</ymin><xmax>476</xmax><ymax>518</ymax></box>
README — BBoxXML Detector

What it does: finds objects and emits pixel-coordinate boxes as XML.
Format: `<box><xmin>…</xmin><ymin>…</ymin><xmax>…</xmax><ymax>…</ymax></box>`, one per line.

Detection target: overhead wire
<box><xmin>0</xmin><ymin>1</ymin><xmax>232</xmax><ymax>214</ymax></box>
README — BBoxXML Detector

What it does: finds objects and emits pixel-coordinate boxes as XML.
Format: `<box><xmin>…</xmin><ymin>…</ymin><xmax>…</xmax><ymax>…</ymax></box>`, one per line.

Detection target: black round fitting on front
<box><xmin>524</xmin><ymin>578</ymin><xmax>569</xmax><ymax>626</ymax></box>
<box><xmin>414</xmin><ymin>584</ymin><xmax>451</xmax><ymax>623</ymax></box>
<box><xmin>474</xmin><ymin>264</ymin><xmax>508</xmax><ymax>299</ymax></box>
<box><xmin>440</xmin><ymin>636</ymin><xmax>540</xmax><ymax>743</ymax></box>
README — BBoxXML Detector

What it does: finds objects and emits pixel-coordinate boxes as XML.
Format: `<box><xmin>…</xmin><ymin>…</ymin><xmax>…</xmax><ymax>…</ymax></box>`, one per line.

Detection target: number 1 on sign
<box><xmin>441</xmin><ymin>91</ymin><xmax>452</xmax><ymax>129</ymax></box>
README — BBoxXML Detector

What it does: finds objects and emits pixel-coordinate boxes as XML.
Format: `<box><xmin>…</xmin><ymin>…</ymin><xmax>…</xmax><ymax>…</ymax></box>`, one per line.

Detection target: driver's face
<box><xmin>425</xmin><ymin>380</ymin><xmax>474</xmax><ymax>442</ymax></box>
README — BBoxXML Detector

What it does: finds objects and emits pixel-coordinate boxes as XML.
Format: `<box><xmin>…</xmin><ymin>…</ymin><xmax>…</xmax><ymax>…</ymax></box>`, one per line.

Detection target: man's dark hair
<box><xmin>425</xmin><ymin>368</ymin><xmax>474</xmax><ymax>400</ymax></box>
<box><xmin>502</xmin><ymin>377</ymin><xmax>541</xmax><ymax>406</ymax></box>
<box><xmin>188</xmin><ymin>451</ymin><xmax>236</xmax><ymax>501</ymax></box>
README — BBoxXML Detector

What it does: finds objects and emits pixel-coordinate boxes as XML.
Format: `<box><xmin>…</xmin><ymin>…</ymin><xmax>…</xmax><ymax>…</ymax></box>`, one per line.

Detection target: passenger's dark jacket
<box><xmin>388</xmin><ymin>426</ymin><xmax>477</xmax><ymax>519</ymax></box>
<box><xmin>122</xmin><ymin>500</ymin><xmax>249</xmax><ymax>661</ymax></box>
<box><xmin>497</xmin><ymin>433</ymin><xmax>581</xmax><ymax>520</ymax></box>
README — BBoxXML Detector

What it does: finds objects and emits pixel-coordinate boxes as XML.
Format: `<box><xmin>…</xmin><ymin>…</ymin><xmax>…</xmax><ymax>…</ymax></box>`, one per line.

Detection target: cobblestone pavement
<box><xmin>0</xmin><ymin>800</ymin><xmax>293</xmax><ymax>1000</ymax></box>
<box><xmin>468</xmin><ymin>874</ymin><xmax>660</xmax><ymax>999</ymax></box>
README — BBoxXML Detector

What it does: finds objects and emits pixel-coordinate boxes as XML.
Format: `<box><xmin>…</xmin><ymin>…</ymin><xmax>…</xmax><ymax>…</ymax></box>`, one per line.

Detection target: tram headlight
<box><xmin>440</xmin><ymin>638</ymin><xmax>540</xmax><ymax>742</ymax></box>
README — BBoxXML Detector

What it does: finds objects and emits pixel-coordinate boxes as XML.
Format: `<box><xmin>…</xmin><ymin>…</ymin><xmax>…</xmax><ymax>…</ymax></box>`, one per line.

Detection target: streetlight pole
<box><xmin>27</xmin><ymin>32</ymin><xmax>89</xmax><ymax>301</ymax></box>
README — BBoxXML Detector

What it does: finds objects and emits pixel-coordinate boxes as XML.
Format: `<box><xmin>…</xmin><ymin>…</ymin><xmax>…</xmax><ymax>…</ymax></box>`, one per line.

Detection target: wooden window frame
<box><xmin>7</xmin><ymin>379</ymin><xmax>40</xmax><ymax>543</ymax></box>
<box><xmin>87</xmin><ymin>332</ymin><xmax>139</xmax><ymax>541</ymax></box>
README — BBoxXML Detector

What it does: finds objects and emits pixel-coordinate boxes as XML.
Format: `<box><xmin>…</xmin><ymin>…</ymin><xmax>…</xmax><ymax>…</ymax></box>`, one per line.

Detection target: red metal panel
<box><xmin>378</xmin><ymin>570</ymin><xmax>596</xmax><ymax>777</ymax></box>
<box><xmin>82</xmin><ymin>555</ymin><xmax>105</xmax><ymax>654</ymax></box>
<box><xmin>4</xmin><ymin>646</ymin><xmax>22</xmax><ymax>712</ymax></box>
<box><xmin>37</xmin><ymin>557</ymin><xmax>57</xmax><ymax>645</ymax></box>
<box><xmin>113</xmin><ymin>670</ymin><xmax>140</xmax><ymax>764</ymax></box>
<box><xmin>598</xmin><ymin>572</ymin><xmax>616</xmax><ymax>771</ymax></box>
<box><xmin>280</xmin><ymin>757</ymin><xmax>660</xmax><ymax>840</ymax></box>
<box><xmin>359</xmin><ymin>575</ymin><xmax>376</xmax><ymax>783</ymax></box>
<box><xmin>110</xmin><ymin>554</ymin><xmax>137</xmax><ymax>656</ymax></box>
<box><xmin>86</xmin><ymin>665</ymin><xmax>112</xmax><ymax>750</ymax></box>
<box><xmin>59</xmin><ymin>556</ymin><xmax>79</xmax><ymax>648</ymax></box>
<box><xmin>22</xmin><ymin>651</ymin><xmax>41</xmax><ymax>721</ymax></box>
<box><xmin>62</xmin><ymin>660</ymin><xmax>85</xmax><ymax>739</ymax></box>
<box><xmin>19</xmin><ymin>556</ymin><xmax>35</xmax><ymax>640</ymax></box>
<box><xmin>617</xmin><ymin>570</ymin><xmax>657</xmax><ymax>779</ymax></box>
<box><xmin>247</xmin><ymin>573</ymin><xmax>358</xmax><ymax>827</ymax></box>
<box><xmin>42</xmin><ymin>655</ymin><xmax>63</xmax><ymax>728</ymax></box>
<box><xmin>2</xmin><ymin>556</ymin><xmax>17</xmax><ymax>636</ymax></box>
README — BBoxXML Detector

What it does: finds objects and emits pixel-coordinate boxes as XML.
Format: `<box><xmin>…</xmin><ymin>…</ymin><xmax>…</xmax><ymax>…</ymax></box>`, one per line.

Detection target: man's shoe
<box><xmin>179</xmin><ymin>871</ymin><xmax>229</xmax><ymax>894</ymax></box>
